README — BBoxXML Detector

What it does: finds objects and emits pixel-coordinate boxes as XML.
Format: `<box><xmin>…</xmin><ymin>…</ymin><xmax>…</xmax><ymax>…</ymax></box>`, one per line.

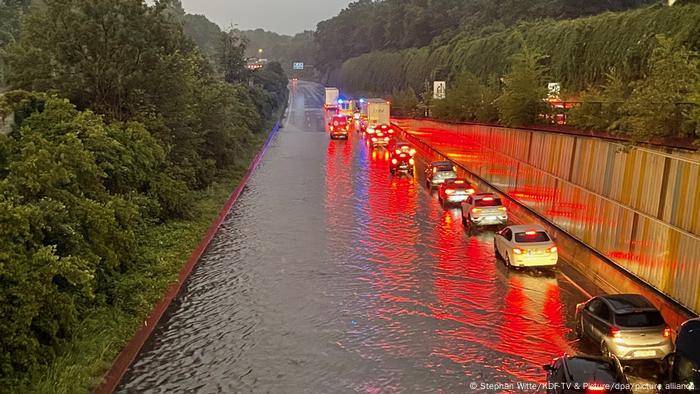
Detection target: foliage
<box><xmin>0</xmin><ymin>0</ymin><xmax>31</xmax><ymax>87</ymax></box>
<box><xmin>315</xmin><ymin>0</ymin><xmax>656</xmax><ymax>73</ymax></box>
<box><xmin>219</xmin><ymin>29</ymin><xmax>249</xmax><ymax>84</ymax></box>
<box><xmin>432</xmin><ymin>72</ymin><xmax>499</xmax><ymax>123</ymax></box>
<box><xmin>334</xmin><ymin>4</ymin><xmax>700</xmax><ymax>94</ymax></box>
<box><xmin>391</xmin><ymin>88</ymin><xmax>420</xmax><ymax>117</ymax></box>
<box><xmin>618</xmin><ymin>35</ymin><xmax>700</xmax><ymax>139</ymax></box>
<box><xmin>496</xmin><ymin>43</ymin><xmax>550</xmax><ymax>126</ymax></box>
<box><xmin>0</xmin><ymin>0</ymin><xmax>288</xmax><ymax>389</ymax></box>
<box><xmin>567</xmin><ymin>70</ymin><xmax>628</xmax><ymax>131</ymax></box>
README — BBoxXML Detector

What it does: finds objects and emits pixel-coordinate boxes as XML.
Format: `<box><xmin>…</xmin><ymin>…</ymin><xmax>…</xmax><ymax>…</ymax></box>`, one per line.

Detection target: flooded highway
<box><xmin>118</xmin><ymin>81</ymin><xmax>598</xmax><ymax>393</ymax></box>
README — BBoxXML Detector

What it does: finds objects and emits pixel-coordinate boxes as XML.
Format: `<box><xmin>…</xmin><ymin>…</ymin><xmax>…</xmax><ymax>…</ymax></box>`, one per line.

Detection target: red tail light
<box><xmin>548</xmin><ymin>246</ymin><xmax>558</xmax><ymax>253</ymax></box>
<box><xmin>512</xmin><ymin>248</ymin><xmax>524</xmax><ymax>255</ymax></box>
<box><xmin>609</xmin><ymin>326</ymin><xmax>621</xmax><ymax>338</ymax></box>
<box><xmin>409</xmin><ymin>149</ymin><xmax>416</xmax><ymax>156</ymax></box>
<box><xmin>391</xmin><ymin>159</ymin><xmax>397</xmax><ymax>165</ymax></box>
<box><xmin>395</xmin><ymin>149</ymin><xmax>401</xmax><ymax>155</ymax></box>
<box><xmin>371</xmin><ymin>137</ymin><xmax>377</xmax><ymax>142</ymax></box>
<box><xmin>664</xmin><ymin>327</ymin><xmax>672</xmax><ymax>338</ymax></box>
<box><xmin>498</xmin><ymin>207</ymin><xmax>507</xmax><ymax>211</ymax></box>
<box><xmin>483</xmin><ymin>197</ymin><xmax>494</xmax><ymax>201</ymax></box>
<box><xmin>445</xmin><ymin>189</ymin><xmax>455</xmax><ymax>195</ymax></box>
<box><xmin>400</xmin><ymin>153</ymin><xmax>406</xmax><ymax>158</ymax></box>
<box><xmin>330</xmin><ymin>126</ymin><xmax>334</xmax><ymax>131</ymax></box>
<box><xmin>409</xmin><ymin>158</ymin><xmax>415</xmax><ymax>165</ymax></box>
<box><xmin>454</xmin><ymin>180</ymin><xmax>465</xmax><ymax>184</ymax></box>
<box><xmin>384</xmin><ymin>137</ymin><xmax>389</xmax><ymax>142</ymax></box>
<box><xmin>466</xmin><ymin>188</ymin><xmax>475</xmax><ymax>195</ymax></box>
<box><xmin>586</xmin><ymin>384</ymin><xmax>607</xmax><ymax>393</ymax></box>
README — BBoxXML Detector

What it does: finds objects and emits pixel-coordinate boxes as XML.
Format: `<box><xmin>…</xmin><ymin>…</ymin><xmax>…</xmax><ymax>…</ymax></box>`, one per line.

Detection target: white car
<box><xmin>494</xmin><ymin>224</ymin><xmax>558</xmax><ymax>268</ymax></box>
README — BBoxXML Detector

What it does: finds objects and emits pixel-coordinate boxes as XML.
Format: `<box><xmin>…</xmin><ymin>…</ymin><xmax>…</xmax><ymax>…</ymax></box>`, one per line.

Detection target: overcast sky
<box><xmin>180</xmin><ymin>0</ymin><xmax>351</xmax><ymax>35</ymax></box>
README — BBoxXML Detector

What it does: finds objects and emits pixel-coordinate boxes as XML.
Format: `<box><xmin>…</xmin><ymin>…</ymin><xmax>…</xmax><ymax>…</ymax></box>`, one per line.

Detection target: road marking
<box><xmin>558</xmin><ymin>271</ymin><xmax>592</xmax><ymax>299</ymax></box>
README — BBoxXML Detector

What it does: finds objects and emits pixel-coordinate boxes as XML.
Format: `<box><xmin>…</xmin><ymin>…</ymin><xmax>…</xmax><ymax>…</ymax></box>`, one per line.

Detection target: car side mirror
<box><xmin>542</xmin><ymin>364</ymin><xmax>553</xmax><ymax>372</ymax></box>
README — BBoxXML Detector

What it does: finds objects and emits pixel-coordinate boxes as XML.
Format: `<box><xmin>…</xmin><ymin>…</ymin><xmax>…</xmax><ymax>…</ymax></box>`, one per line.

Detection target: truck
<box><xmin>365</xmin><ymin>99</ymin><xmax>390</xmax><ymax>133</ymax></box>
<box><xmin>324</xmin><ymin>88</ymin><xmax>340</xmax><ymax>110</ymax></box>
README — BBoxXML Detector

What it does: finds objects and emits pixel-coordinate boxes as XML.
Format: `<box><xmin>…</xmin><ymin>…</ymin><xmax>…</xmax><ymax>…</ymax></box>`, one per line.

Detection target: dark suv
<box><xmin>543</xmin><ymin>354</ymin><xmax>631</xmax><ymax>393</ymax></box>
<box><xmin>660</xmin><ymin>318</ymin><xmax>700</xmax><ymax>393</ymax></box>
<box><xmin>575</xmin><ymin>294</ymin><xmax>673</xmax><ymax>362</ymax></box>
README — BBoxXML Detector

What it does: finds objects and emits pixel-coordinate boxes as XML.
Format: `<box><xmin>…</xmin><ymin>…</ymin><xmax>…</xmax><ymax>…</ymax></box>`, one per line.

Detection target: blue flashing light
<box><xmin>359</xmin><ymin>98</ymin><xmax>365</xmax><ymax>103</ymax></box>
<box><xmin>337</xmin><ymin>99</ymin><xmax>344</xmax><ymax>104</ymax></box>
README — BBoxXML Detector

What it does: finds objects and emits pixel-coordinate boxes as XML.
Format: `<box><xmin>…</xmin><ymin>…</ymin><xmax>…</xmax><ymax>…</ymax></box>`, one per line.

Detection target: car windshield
<box><xmin>514</xmin><ymin>231</ymin><xmax>550</xmax><ymax>243</ymax></box>
<box><xmin>615</xmin><ymin>311</ymin><xmax>664</xmax><ymax>327</ymax></box>
<box><xmin>476</xmin><ymin>198</ymin><xmax>502</xmax><ymax>207</ymax></box>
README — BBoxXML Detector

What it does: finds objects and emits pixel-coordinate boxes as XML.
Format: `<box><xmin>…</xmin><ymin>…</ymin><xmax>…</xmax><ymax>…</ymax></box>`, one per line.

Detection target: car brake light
<box><xmin>330</xmin><ymin>126</ymin><xmax>334</xmax><ymax>131</ymax></box>
<box><xmin>466</xmin><ymin>188</ymin><xmax>475</xmax><ymax>195</ymax></box>
<box><xmin>452</xmin><ymin>166</ymin><xmax>457</xmax><ymax>172</ymax></box>
<box><xmin>586</xmin><ymin>384</ymin><xmax>606</xmax><ymax>393</ymax></box>
<box><xmin>445</xmin><ymin>189</ymin><xmax>455</xmax><ymax>195</ymax></box>
<box><xmin>609</xmin><ymin>326</ymin><xmax>621</xmax><ymax>338</ymax></box>
<box><xmin>513</xmin><ymin>248</ymin><xmax>524</xmax><ymax>255</ymax></box>
<box><xmin>395</xmin><ymin>150</ymin><xmax>401</xmax><ymax>154</ymax></box>
<box><xmin>664</xmin><ymin>327</ymin><xmax>672</xmax><ymax>338</ymax></box>
<box><xmin>483</xmin><ymin>197</ymin><xmax>494</xmax><ymax>201</ymax></box>
<box><xmin>525</xmin><ymin>231</ymin><xmax>537</xmax><ymax>235</ymax></box>
<box><xmin>400</xmin><ymin>153</ymin><xmax>406</xmax><ymax>158</ymax></box>
<box><xmin>384</xmin><ymin>137</ymin><xmax>389</xmax><ymax>142</ymax></box>
<box><xmin>409</xmin><ymin>158</ymin><xmax>415</xmax><ymax>165</ymax></box>
<box><xmin>454</xmin><ymin>180</ymin><xmax>465</xmax><ymax>184</ymax></box>
<box><xmin>498</xmin><ymin>207</ymin><xmax>507</xmax><ymax>211</ymax></box>
<box><xmin>371</xmin><ymin>137</ymin><xmax>377</xmax><ymax>142</ymax></box>
<box><xmin>548</xmin><ymin>246</ymin><xmax>557</xmax><ymax>253</ymax></box>
<box><xmin>391</xmin><ymin>159</ymin><xmax>397</xmax><ymax>164</ymax></box>
<box><xmin>433</xmin><ymin>167</ymin><xmax>437</xmax><ymax>174</ymax></box>
<box><xmin>409</xmin><ymin>149</ymin><xmax>416</xmax><ymax>156</ymax></box>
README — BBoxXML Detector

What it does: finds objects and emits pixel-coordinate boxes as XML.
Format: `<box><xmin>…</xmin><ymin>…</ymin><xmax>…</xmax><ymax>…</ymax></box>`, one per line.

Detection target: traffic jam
<box><xmin>322</xmin><ymin>86</ymin><xmax>699</xmax><ymax>394</ymax></box>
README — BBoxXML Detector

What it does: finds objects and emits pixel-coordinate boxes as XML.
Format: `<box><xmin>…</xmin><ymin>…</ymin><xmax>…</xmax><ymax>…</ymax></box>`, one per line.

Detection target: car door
<box><xmin>582</xmin><ymin>299</ymin><xmax>601</xmax><ymax>338</ymax></box>
<box><xmin>497</xmin><ymin>228</ymin><xmax>512</xmax><ymax>257</ymax></box>
<box><xmin>590</xmin><ymin>301</ymin><xmax>612</xmax><ymax>341</ymax></box>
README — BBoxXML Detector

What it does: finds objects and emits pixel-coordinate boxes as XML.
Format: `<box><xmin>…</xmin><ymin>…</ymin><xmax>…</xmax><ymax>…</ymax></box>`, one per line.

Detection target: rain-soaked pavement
<box><xmin>118</xmin><ymin>81</ymin><xmax>650</xmax><ymax>393</ymax></box>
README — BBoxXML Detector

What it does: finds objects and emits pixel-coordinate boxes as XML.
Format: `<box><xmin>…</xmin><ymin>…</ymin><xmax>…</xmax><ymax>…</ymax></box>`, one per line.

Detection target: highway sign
<box><xmin>293</xmin><ymin>62</ymin><xmax>304</xmax><ymax>70</ymax></box>
<box><xmin>434</xmin><ymin>81</ymin><xmax>446</xmax><ymax>100</ymax></box>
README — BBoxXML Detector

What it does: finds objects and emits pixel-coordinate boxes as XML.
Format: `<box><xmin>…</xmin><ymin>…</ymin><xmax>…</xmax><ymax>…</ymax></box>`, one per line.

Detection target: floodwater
<box><xmin>118</xmin><ymin>81</ymin><xmax>615</xmax><ymax>393</ymax></box>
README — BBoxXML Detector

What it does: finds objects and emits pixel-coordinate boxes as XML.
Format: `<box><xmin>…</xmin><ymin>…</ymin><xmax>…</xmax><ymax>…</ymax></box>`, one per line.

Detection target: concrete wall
<box><xmin>395</xmin><ymin>119</ymin><xmax>700</xmax><ymax>317</ymax></box>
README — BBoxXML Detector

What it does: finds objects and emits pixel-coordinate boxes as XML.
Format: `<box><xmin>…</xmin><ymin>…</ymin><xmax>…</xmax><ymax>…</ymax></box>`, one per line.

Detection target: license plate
<box><xmin>635</xmin><ymin>350</ymin><xmax>656</xmax><ymax>357</ymax></box>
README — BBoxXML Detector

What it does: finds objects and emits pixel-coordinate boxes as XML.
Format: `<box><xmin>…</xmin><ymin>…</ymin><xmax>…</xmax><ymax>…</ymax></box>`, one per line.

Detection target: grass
<box><xmin>12</xmin><ymin>127</ymin><xmax>275</xmax><ymax>394</ymax></box>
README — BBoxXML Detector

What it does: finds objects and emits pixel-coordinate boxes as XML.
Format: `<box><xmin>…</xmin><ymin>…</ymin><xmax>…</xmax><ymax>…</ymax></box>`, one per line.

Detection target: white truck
<box><xmin>366</xmin><ymin>98</ymin><xmax>390</xmax><ymax>132</ymax></box>
<box><xmin>324</xmin><ymin>87</ymin><xmax>339</xmax><ymax>110</ymax></box>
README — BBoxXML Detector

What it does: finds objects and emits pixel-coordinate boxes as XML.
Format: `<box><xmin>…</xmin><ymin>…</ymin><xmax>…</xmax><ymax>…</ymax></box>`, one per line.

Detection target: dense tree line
<box><xmin>315</xmin><ymin>0</ymin><xmax>657</xmax><ymax>74</ymax></box>
<box><xmin>0</xmin><ymin>0</ymin><xmax>287</xmax><ymax>387</ymax></box>
<box><xmin>337</xmin><ymin>3</ymin><xmax>700</xmax><ymax>139</ymax></box>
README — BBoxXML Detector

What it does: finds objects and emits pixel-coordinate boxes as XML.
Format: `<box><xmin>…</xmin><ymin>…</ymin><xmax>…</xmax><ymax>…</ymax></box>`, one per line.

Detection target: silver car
<box><xmin>461</xmin><ymin>193</ymin><xmax>508</xmax><ymax>228</ymax></box>
<box><xmin>425</xmin><ymin>161</ymin><xmax>457</xmax><ymax>189</ymax></box>
<box><xmin>575</xmin><ymin>294</ymin><xmax>673</xmax><ymax>361</ymax></box>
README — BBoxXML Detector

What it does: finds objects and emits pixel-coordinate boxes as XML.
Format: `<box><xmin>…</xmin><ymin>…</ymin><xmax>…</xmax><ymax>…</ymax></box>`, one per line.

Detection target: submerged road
<box><xmin>118</xmin><ymin>81</ymin><xmax>613</xmax><ymax>393</ymax></box>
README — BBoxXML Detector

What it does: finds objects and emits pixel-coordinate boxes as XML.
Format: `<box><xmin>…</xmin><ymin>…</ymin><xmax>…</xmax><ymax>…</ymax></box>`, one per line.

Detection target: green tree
<box><xmin>220</xmin><ymin>29</ymin><xmax>249</xmax><ymax>84</ymax></box>
<box><xmin>496</xmin><ymin>42</ymin><xmax>549</xmax><ymax>127</ymax></box>
<box><xmin>619</xmin><ymin>35</ymin><xmax>700</xmax><ymax>140</ymax></box>
<box><xmin>391</xmin><ymin>88</ymin><xmax>420</xmax><ymax>117</ymax></box>
<box><xmin>433</xmin><ymin>72</ymin><xmax>486</xmax><ymax>122</ymax></box>
<box><xmin>568</xmin><ymin>69</ymin><xmax>628</xmax><ymax>131</ymax></box>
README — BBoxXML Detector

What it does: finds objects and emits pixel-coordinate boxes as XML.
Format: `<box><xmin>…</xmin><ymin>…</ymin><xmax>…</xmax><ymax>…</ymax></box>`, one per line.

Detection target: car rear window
<box><xmin>475</xmin><ymin>198</ymin><xmax>502</xmax><ymax>207</ymax></box>
<box><xmin>436</xmin><ymin>166</ymin><xmax>453</xmax><ymax>171</ymax></box>
<box><xmin>615</xmin><ymin>311</ymin><xmax>665</xmax><ymax>327</ymax></box>
<box><xmin>566</xmin><ymin>358</ymin><xmax>623</xmax><ymax>389</ymax></box>
<box><xmin>514</xmin><ymin>231</ymin><xmax>550</xmax><ymax>243</ymax></box>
